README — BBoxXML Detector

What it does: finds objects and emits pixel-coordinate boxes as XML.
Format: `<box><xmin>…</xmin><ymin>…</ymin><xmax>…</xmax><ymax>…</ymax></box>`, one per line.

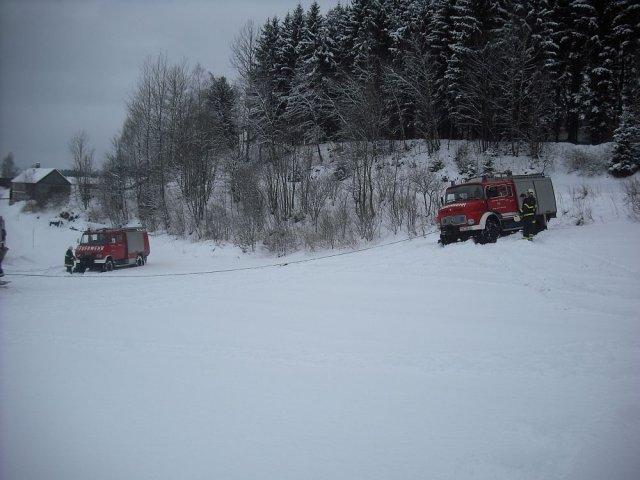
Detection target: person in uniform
<box><xmin>520</xmin><ymin>189</ymin><xmax>537</xmax><ymax>240</ymax></box>
<box><xmin>0</xmin><ymin>216</ymin><xmax>7</xmax><ymax>277</ymax></box>
<box><xmin>65</xmin><ymin>246</ymin><xmax>76</xmax><ymax>274</ymax></box>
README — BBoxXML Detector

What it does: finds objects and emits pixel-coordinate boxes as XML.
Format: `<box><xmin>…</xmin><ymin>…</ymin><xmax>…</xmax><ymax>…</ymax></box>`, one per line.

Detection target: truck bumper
<box><xmin>75</xmin><ymin>257</ymin><xmax>106</xmax><ymax>272</ymax></box>
<box><xmin>458</xmin><ymin>224</ymin><xmax>483</xmax><ymax>232</ymax></box>
<box><xmin>439</xmin><ymin>225</ymin><xmax>475</xmax><ymax>244</ymax></box>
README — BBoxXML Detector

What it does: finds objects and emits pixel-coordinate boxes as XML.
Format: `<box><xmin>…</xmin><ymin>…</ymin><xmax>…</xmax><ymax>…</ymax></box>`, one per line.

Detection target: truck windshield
<box><xmin>445</xmin><ymin>185</ymin><xmax>484</xmax><ymax>204</ymax></box>
<box><xmin>81</xmin><ymin>233</ymin><xmax>109</xmax><ymax>244</ymax></box>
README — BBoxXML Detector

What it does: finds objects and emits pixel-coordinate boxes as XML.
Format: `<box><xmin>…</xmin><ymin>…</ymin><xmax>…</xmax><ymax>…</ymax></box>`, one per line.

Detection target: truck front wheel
<box><xmin>103</xmin><ymin>258</ymin><xmax>114</xmax><ymax>272</ymax></box>
<box><xmin>477</xmin><ymin>218</ymin><xmax>500</xmax><ymax>244</ymax></box>
<box><xmin>439</xmin><ymin>235</ymin><xmax>452</xmax><ymax>246</ymax></box>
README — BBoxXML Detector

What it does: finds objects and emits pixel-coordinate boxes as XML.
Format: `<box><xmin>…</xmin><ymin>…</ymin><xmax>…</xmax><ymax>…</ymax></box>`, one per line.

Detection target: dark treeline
<box><xmin>245</xmin><ymin>0</ymin><xmax>639</xmax><ymax>149</ymax></box>
<box><xmin>94</xmin><ymin>0</ymin><xmax>639</xmax><ymax>249</ymax></box>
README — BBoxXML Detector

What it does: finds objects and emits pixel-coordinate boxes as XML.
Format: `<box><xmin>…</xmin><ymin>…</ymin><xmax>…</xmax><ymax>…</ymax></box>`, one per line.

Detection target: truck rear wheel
<box><xmin>136</xmin><ymin>255</ymin><xmax>144</xmax><ymax>267</ymax></box>
<box><xmin>536</xmin><ymin>214</ymin><xmax>547</xmax><ymax>233</ymax></box>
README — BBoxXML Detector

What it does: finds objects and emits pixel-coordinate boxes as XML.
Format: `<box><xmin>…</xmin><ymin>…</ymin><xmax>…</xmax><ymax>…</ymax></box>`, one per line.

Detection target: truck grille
<box><xmin>441</xmin><ymin>215</ymin><xmax>466</xmax><ymax>226</ymax></box>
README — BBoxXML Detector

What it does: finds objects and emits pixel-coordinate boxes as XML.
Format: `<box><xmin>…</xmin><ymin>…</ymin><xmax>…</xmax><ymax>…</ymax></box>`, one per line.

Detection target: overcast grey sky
<box><xmin>0</xmin><ymin>0</ymin><xmax>342</xmax><ymax>171</ymax></box>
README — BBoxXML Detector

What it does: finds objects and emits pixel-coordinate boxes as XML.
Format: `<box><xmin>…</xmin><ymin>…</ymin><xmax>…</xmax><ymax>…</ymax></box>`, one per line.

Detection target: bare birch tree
<box><xmin>327</xmin><ymin>72</ymin><xmax>387</xmax><ymax>239</ymax></box>
<box><xmin>69</xmin><ymin>130</ymin><xmax>94</xmax><ymax>210</ymax></box>
<box><xmin>100</xmin><ymin>135</ymin><xmax>130</xmax><ymax>226</ymax></box>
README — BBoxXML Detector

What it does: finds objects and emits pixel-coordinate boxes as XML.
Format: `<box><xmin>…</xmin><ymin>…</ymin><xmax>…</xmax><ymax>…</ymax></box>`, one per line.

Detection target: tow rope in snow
<box><xmin>6</xmin><ymin>232</ymin><xmax>435</xmax><ymax>279</ymax></box>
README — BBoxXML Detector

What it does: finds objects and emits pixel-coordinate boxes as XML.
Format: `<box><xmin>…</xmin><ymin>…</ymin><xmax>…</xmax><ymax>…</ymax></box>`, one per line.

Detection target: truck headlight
<box><xmin>468</xmin><ymin>219</ymin><xmax>475</xmax><ymax>225</ymax></box>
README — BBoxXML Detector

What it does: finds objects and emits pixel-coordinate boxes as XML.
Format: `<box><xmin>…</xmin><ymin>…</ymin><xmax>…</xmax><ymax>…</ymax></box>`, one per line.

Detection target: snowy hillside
<box><xmin>1</xmin><ymin>148</ymin><xmax>640</xmax><ymax>480</ymax></box>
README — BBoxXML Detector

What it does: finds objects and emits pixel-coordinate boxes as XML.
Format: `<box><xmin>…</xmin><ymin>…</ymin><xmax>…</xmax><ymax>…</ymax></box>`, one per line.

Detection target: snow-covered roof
<box><xmin>12</xmin><ymin>168</ymin><xmax>63</xmax><ymax>184</ymax></box>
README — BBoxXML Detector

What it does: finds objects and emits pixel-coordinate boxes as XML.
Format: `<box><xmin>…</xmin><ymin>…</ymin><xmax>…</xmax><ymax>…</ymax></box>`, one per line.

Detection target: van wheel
<box><xmin>104</xmin><ymin>258</ymin><xmax>114</xmax><ymax>272</ymax></box>
<box><xmin>136</xmin><ymin>255</ymin><xmax>144</xmax><ymax>267</ymax></box>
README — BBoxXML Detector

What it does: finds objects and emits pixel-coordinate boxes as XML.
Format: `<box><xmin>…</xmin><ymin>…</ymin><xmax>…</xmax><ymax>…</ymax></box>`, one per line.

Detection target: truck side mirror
<box><xmin>440</xmin><ymin>196</ymin><xmax>444</xmax><ymax>206</ymax></box>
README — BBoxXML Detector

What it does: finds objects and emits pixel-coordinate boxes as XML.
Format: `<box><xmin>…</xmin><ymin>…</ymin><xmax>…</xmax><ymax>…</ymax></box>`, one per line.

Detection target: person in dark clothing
<box><xmin>65</xmin><ymin>246</ymin><xmax>75</xmax><ymax>274</ymax></box>
<box><xmin>0</xmin><ymin>216</ymin><xmax>7</xmax><ymax>277</ymax></box>
<box><xmin>520</xmin><ymin>189</ymin><xmax>537</xmax><ymax>240</ymax></box>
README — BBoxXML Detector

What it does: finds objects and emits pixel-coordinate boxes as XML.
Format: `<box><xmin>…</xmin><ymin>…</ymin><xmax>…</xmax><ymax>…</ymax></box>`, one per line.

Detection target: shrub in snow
<box><xmin>58</xmin><ymin>211</ymin><xmax>79</xmax><ymax>222</ymax></box>
<box><xmin>315</xmin><ymin>195</ymin><xmax>356</xmax><ymax>250</ymax></box>
<box><xmin>333</xmin><ymin>163</ymin><xmax>349</xmax><ymax>181</ymax></box>
<box><xmin>569</xmin><ymin>184</ymin><xmax>597</xmax><ymax>225</ymax></box>
<box><xmin>232</xmin><ymin>214</ymin><xmax>260</xmax><ymax>252</ymax></box>
<box><xmin>263</xmin><ymin>220</ymin><xmax>298</xmax><ymax>256</ymax></box>
<box><xmin>428</xmin><ymin>155</ymin><xmax>445</xmax><ymax>173</ymax></box>
<box><xmin>623</xmin><ymin>178</ymin><xmax>640</xmax><ymax>221</ymax></box>
<box><xmin>21</xmin><ymin>200</ymin><xmax>41</xmax><ymax>214</ymax></box>
<box><xmin>454</xmin><ymin>143</ymin><xmax>476</xmax><ymax>178</ymax></box>
<box><xmin>566</xmin><ymin>150</ymin><xmax>607</xmax><ymax>176</ymax></box>
<box><xmin>206</xmin><ymin>204</ymin><xmax>233</xmax><ymax>243</ymax></box>
<box><xmin>481</xmin><ymin>154</ymin><xmax>495</xmax><ymax>176</ymax></box>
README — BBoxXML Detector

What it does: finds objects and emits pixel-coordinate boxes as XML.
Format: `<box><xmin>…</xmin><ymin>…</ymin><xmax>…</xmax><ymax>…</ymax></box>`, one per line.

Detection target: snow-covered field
<box><xmin>1</xmin><ymin>165</ymin><xmax>639</xmax><ymax>479</ymax></box>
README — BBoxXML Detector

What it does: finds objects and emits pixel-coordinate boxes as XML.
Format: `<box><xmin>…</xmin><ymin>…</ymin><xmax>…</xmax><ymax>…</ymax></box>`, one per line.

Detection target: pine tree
<box><xmin>493</xmin><ymin>0</ymin><xmax>556</xmax><ymax>154</ymax></box>
<box><xmin>611</xmin><ymin>0</ymin><xmax>640</xmax><ymax>125</ymax></box>
<box><xmin>287</xmin><ymin>2</ymin><xmax>335</xmax><ymax>151</ymax></box>
<box><xmin>609</xmin><ymin>71</ymin><xmax>640</xmax><ymax>177</ymax></box>
<box><xmin>1</xmin><ymin>153</ymin><xmax>18</xmax><ymax>179</ymax></box>
<box><xmin>279</xmin><ymin>6</ymin><xmax>305</xmax><ymax>93</ymax></box>
<box><xmin>252</xmin><ymin>17</ymin><xmax>286</xmax><ymax>147</ymax></box>
<box><xmin>609</xmin><ymin>107</ymin><xmax>640</xmax><ymax>177</ymax></box>
<box><xmin>583</xmin><ymin>0</ymin><xmax>619</xmax><ymax>144</ymax></box>
<box><xmin>325</xmin><ymin>3</ymin><xmax>353</xmax><ymax>73</ymax></box>
<box><xmin>349</xmin><ymin>0</ymin><xmax>381</xmax><ymax>74</ymax></box>
<box><xmin>206</xmin><ymin>76</ymin><xmax>238</xmax><ymax>151</ymax></box>
<box><xmin>277</xmin><ymin>6</ymin><xmax>306</xmax><ymax>144</ymax></box>
<box><xmin>381</xmin><ymin>0</ymin><xmax>416</xmax><ymax>141</ymax></box>
<box><xmin>550</xmin><ymin>0</ymin><xmax>591</xmax><ymax>142</ymax></box>
<box><xmin>386</xmin><ymin>25</ymin><xmax>442</xmax><ymax>150</ymax></box>
<box><xmin>427</xmin><ymin>0</ymin><xmax>458</xmax><ymax>139</ymax></box>
<box><xmin>445</xmin><ymin>0</ymin><xmax>503</xmax><ymax>141</ymax></box>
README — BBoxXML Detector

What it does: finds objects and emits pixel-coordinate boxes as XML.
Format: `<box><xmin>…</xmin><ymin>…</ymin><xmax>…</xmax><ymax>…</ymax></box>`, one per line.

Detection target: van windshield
<box><xmin>81</xmin><ymin>233</ymin><xmax>109</xmax><ymax>244</ymax></box>
<box><xmin>445</xmin><ymin>185</ymin><xmax>484</xmax><ymax>204</ymax></box>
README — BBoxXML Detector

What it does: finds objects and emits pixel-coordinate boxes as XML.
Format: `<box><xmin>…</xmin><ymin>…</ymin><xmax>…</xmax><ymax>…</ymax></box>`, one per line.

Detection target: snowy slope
<box><xmin>1</xmin><ymin>169</ymin><xmax>640</xmax><ymax>480</ymax></box>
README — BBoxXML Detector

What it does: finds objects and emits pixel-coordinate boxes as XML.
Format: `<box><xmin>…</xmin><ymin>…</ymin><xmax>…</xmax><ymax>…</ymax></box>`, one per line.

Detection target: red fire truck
<box><xmin>74</xmin><ymin>227</ymin><xmax>150</xmax><ymax>272</ymax></box>
<box><xmin>437</xmin><ymin>173</ymin><xmax>557</xmax><ymax>245</ymax></box>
